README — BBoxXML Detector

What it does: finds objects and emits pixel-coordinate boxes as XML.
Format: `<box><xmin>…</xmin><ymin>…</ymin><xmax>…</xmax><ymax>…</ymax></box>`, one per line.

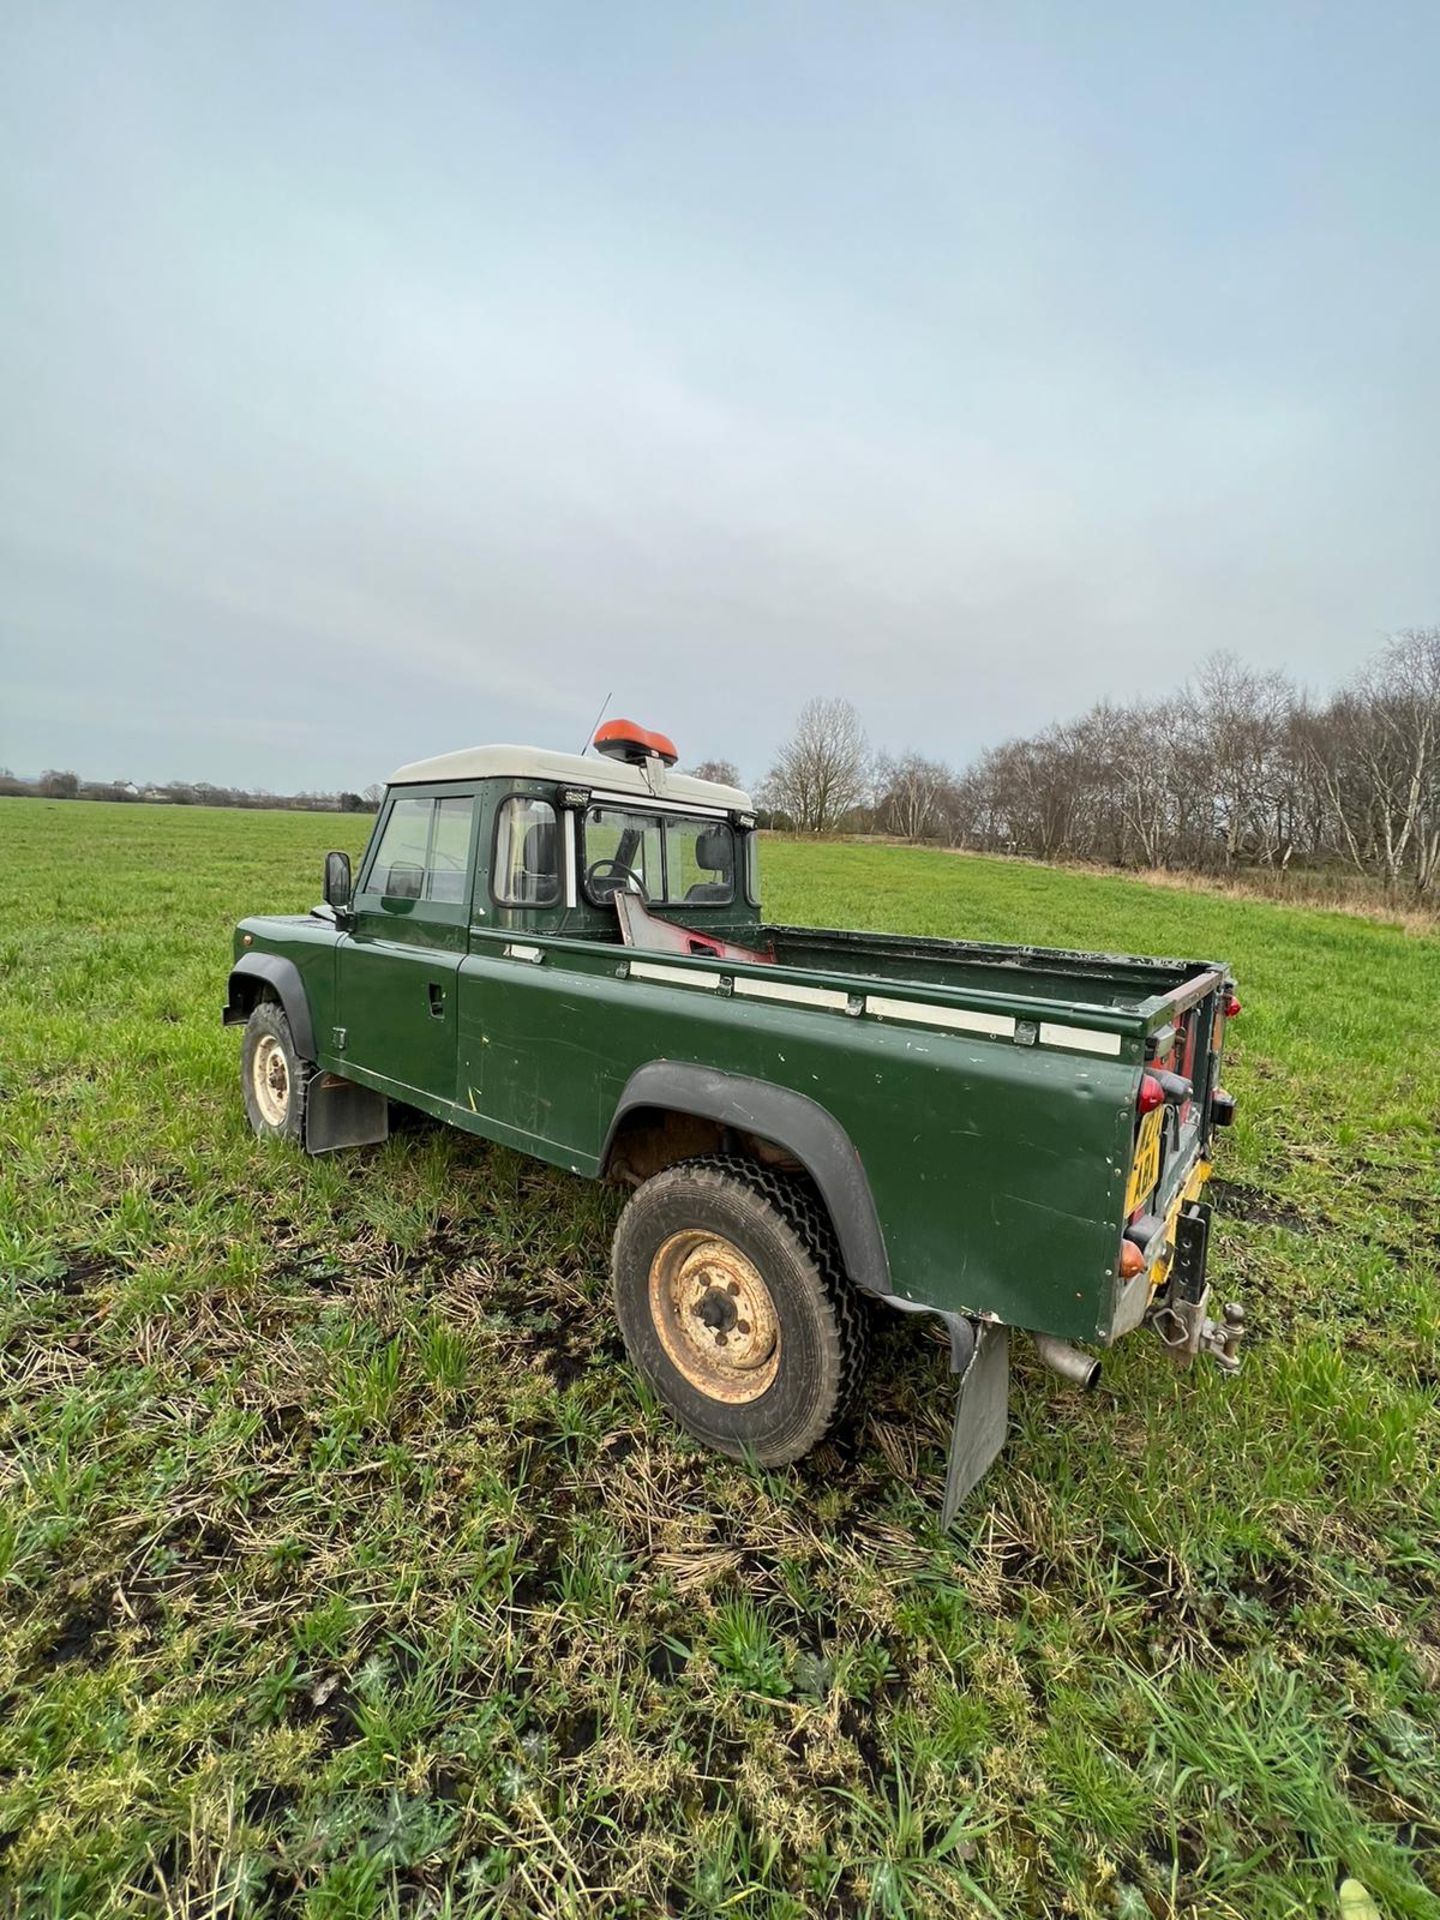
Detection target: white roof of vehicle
<box><xmin>388</xmin><ymin>743</ymin><xmax>752</xmax><ymax>812</ymax></box>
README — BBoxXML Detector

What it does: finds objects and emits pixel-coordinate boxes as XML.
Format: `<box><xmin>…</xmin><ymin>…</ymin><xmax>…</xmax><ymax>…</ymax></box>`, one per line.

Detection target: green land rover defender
<box><xmin>226</xmin><ymin>721</ymin><xmax>1244</xmax><ymax>1519</ymax></box>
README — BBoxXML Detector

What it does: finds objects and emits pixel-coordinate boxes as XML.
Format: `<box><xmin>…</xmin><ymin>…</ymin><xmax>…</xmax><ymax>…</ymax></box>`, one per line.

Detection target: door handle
<box><xmin>428</xmin><ymin>983</ymin><xmax>446</xmax><ymax>1019</ymax></box>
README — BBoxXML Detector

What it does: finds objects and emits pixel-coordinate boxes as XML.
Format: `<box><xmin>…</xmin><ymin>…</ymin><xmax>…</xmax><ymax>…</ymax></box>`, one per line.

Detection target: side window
<box><xmin>582</xmin><ymin>807</ymin><xmax>734</xmax><ymax>905</ymax></box>
<box><xmin>493</xmin><ymin>796</ymin><xmax>560</xmax><ymax>907</ymax></box>
<box><xmin>365</xmin><ymin>794</ymin><xmax>475</xmax><ymax>905</ymax></box>
<box><xmin>665</xmin><ymin>818</ymin><xmax>735</xmax><ymax>904</ymax></box>
<box><xmin>368</xmin><ymin>797</ymin><xmax>432</xmax><ymax>901</ymax></box>
<box><xmin>428</xmin><ymin>796</ymin><xmax>475</xmax><ymax>904</ymax></box>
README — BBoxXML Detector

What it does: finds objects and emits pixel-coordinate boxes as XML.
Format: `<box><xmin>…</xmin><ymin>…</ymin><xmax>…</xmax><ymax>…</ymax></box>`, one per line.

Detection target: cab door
<box><xmin>336</xmin><ymin>788</ymin><xmax>476</xmax><ymax>1105</ymax></box>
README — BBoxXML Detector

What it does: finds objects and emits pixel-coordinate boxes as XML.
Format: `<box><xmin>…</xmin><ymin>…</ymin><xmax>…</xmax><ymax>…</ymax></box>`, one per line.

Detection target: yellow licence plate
<box><xmin>1125</xmin><ymin>1106</ymin><xmax>1164</xmax><ymax>1214</ymax></box>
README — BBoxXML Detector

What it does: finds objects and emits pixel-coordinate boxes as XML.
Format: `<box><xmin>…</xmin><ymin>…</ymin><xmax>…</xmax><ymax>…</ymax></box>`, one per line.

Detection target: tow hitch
<box><xmin>1147</xmin><ymin>1200</ymin><xmax>1246</xmax><ymax>1374</ymax></box>
<box><xmin>1199</xmin><ymin>1299</ymin><xmax>1247</xmax><ymax>1374</ymax></box>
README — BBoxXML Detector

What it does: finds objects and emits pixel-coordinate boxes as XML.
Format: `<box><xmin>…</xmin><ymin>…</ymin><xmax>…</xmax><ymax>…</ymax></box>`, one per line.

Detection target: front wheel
<box><xmin>240</xmin><ymin>1001</ymin><xmax>310</xmax><ymax>1144</ymax></box>
<box><xmin>611</xmin><ymin>1156</ymin><xmax>869</xmax><ymax>1465</ymax></box>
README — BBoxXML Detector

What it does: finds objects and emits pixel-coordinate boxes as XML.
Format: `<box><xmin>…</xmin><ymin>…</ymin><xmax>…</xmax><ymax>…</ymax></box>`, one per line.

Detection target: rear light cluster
<box><xmin>1119</xmin><ymin>1240</ymin><xmax>1147</xmax><ymax>1280</ymax></box>
<box><xmin>1139</xmin><ymin>1071</ymin><xmax>1192</xmax><ymax>1113</ymax></box>
<box><xmin>1121</xmin><ymin>985</ymin><xmax>1240</xmax><ymax>1278</ymax></box>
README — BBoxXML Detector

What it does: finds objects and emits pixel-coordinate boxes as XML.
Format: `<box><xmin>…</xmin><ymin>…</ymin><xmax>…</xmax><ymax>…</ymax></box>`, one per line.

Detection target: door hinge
<box><xmin>331</xmin><ymin>1026</ymin><xmax>347</xmax><ymax>1051</ymax></box>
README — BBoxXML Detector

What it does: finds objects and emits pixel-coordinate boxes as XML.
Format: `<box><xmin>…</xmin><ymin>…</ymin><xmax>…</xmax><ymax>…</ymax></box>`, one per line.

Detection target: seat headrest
<box><xmin>694</xmin><ymin>827</ymin><xmax>732</xmax><ymax>872</ymax></box>
<box><xmin>522</xmin><ymin>820</ymin><xmax>556</xmax><ymax>872</ymax></box>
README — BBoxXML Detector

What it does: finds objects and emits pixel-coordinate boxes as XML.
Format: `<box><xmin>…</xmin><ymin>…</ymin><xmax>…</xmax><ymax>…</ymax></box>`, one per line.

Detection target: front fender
<box><xmin>223</xmin><ymin>952</ymin><xmax>317</xmax><ymax>1062</ymax></box>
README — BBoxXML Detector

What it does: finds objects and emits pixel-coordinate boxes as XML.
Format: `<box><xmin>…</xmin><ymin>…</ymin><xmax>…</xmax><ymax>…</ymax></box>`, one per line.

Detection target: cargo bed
<box><xmin>764</xmin><ymin>923</ymin><xmax>1220</xmax><ymax>1023</ymax></box>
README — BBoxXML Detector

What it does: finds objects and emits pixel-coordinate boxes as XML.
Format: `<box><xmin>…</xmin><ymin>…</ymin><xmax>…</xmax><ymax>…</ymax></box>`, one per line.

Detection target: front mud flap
<box><xmin>941</xmin><ymin>1322</ymin><xmax>1010</xmax><ymax>1528</ymax></box>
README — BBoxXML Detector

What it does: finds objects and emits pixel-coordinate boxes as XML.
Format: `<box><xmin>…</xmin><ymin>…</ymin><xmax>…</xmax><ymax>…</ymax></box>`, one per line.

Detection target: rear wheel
<box><xmin>240</xmin><ymin>1001</ymin><xmax>310</xmax><ymax>1144</ymax></box>
<box><xmin>611</xmin><ymin>1156</ymin><xmax>869</xmax><ymax>1465</ymax></box>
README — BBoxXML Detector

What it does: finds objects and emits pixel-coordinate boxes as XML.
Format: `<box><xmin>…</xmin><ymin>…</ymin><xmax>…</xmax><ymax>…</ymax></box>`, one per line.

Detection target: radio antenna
<box><xmin>580</xmin><ymin>690</ymin><xmax>613</xmax><ymax>756</ymax></box>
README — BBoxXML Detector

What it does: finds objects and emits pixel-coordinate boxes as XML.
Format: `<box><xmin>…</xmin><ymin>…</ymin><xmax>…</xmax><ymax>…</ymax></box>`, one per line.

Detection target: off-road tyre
<box><xmin>240</xmin><ymin>999</ymin><xmax>311</xmax><ymax>1145</ymax></box>
<box><xmin>611</xmin><ymin>1154</ymin><xmax>870</xmax><ymax>1465</ymax></box>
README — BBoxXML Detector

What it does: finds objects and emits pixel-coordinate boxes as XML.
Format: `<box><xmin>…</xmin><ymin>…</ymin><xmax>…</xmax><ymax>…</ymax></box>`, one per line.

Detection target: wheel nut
<box><xmin>727</xmin><ymin>1281</ymin><xmax>740</xmax><ymax>1296</ymax></box>
<box><xmin>736</xmin><ymin>1320</ymin><xmax>750</xmax><ymax>1335</ymax></box>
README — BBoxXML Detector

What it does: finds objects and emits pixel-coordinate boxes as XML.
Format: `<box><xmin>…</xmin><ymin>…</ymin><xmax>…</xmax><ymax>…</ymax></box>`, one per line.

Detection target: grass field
<box><xmin>2</xmin><ymin>798</ymin><xmax>1438</xmax><ymax>1920</ymax></box>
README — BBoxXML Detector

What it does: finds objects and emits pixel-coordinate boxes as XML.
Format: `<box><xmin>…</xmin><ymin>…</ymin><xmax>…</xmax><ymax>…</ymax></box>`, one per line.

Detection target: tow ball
<box><xmin>1199</xmin><ymin>1299</ymin><xmax>1246</xmax><ymax>1374</ymax></box>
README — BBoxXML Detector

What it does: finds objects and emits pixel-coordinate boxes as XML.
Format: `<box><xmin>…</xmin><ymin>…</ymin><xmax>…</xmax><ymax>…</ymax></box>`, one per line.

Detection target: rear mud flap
<box><xmin>304</xmin><ymin>1073</ymin><xmax>389</xmax><ymax>1154</ymax></box>
<box><xmin>941</xmin><ymin>1322</ymin><xmax>1010</xmax><ymax>1528</ymax></box>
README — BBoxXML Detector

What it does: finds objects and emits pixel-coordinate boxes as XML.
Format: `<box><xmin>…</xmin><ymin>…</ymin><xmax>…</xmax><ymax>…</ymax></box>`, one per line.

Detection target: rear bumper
<box><xmin>1111</xmin><ymin>1156</ymin><xmax>1212</xmax><ymax>1338</ymax></box>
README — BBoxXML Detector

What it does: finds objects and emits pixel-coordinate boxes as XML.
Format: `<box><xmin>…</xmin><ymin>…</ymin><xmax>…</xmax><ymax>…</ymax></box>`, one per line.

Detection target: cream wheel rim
<box><xmin>648</xmin><ymin>1229</ymin><xmax>780</xmax><ymax>1404</ymax></box>
<box><xmin>251</xmin><ymin>1034</ymin><xmax>291</xmax><ymax>1127</ymax></box>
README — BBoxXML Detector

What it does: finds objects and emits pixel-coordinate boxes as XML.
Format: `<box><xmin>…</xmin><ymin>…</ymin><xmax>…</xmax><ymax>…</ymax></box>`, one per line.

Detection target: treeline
<box><xmin>0</xmin><ymin>770</ymin><xmax>382</xmax><ymax>813</ymax></box>
<box><xmin>13</xmin><ymin>624</ymin><xmax>1439</xmax><ymax>897</ymax></box>
<box><xmin>757</xmin><ymin>627</ymin><xmax>1440</xmax><ymax>897</ymax></box>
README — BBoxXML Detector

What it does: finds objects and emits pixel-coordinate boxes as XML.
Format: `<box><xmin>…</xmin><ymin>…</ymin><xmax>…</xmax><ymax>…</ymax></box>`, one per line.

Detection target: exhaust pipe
<box><xmin>1033</xmin><ymin>1334</ymin><xmax>1102</xmax><ymax>1391</ymax></box>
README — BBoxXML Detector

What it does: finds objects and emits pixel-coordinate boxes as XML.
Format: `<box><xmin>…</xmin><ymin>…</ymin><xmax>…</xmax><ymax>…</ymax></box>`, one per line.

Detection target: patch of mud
<box><xmin>41</xmin><ymin>1608</ymin><xmax>108</xmax><ymax>1669</ymax></box>
<box><xmin>27</xmin><ymin>1253</ymin><xmax>122</xmax><ymax>1296</ymax></box>
<box><xmin>1208</xmin><ymin>1178</ymin><xmax>1309</xmax><ymax>1232</ymax></box>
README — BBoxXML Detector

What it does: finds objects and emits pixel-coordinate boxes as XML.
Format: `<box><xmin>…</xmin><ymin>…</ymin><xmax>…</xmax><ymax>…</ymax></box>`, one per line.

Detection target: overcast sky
<box><xmin>3</xmin><ymin>4</ymin><xmax>1437</xmax><ymax>793</ymax></box>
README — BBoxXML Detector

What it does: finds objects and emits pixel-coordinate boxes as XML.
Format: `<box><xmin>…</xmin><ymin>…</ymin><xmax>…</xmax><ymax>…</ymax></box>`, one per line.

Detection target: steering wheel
<box><xmin>586</xmin><ymin>857</ymin><xmax>647</xmax><ymax>903</ymax></box>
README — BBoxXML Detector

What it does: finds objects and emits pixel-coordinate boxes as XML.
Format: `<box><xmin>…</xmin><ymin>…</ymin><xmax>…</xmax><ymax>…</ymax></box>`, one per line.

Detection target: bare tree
<box><xmin>1186</xmin><ymin>653</ymin><xmax>1293</xmax><ymax>869</ymax></box>
<box><xmin>934</xmin><ymin>767</ymin><xmax>986</xmax><ymax>847</ymax></box>
<box><xmin>875</xmin><ymin>752</ymin><xmax>951</xmax><ymax>841</ymax></box>
<box><xmin>1308</xmin><ymin>628</ymin><xmax>1440</xmax><ymax>894</ymax></box>
<box><xmin>760</xmin><ymin>698</ymin><xmax>870</xmax><ymax>833</ymax></box>
<box><xmin>686</xmin><ymin>759</ymin><xmax>742</xmax><ymax>788</ymax></box>
<box><xmin>1103</xmin><ymin>702</ymin><xmax>1175</xmax><ymax>867</ymax></box>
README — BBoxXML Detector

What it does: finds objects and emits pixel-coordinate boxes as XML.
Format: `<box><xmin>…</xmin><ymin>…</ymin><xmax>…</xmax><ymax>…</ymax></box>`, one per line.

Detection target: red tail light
<box><xmin>1118</xmin><ymin>1239</ymin><xmax>1147</xmax><ymax>1280</ymax></box>
<box><xmin>1225</xmin><ymin>995</ymin><xmax>1241</xmax><ymax>1018</ymax></box>
<box><xmin>1138</xmin><ymin>1074</ymin><xmax>1165</xmax><ymax>1115</ymax></box>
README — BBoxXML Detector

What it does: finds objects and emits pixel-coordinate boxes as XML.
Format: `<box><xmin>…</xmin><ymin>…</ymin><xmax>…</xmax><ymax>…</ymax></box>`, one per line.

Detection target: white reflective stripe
<box><xmin>504</xmin><ymin>943</ymin><xmax>543</xmax><ymax>962</ymax></box>
<box><xmin>1039</xmin><ymin>1022</ymin><xmax>1122</xmax><ymax>1056</ymax></box>
<box><xmin>733</xmin><ymin>976</ymin><xmax>850</xmax><ymax>1011</ymax></box>
<box><xmin>866</xmin><ymin>995</ymin><xmax>1015</xmax><ymax>1038</ymax></box>
<box><xmin>628</xmin><ymin>960</ymin><xmax>722</xmax><ymax>991</ymax></box>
